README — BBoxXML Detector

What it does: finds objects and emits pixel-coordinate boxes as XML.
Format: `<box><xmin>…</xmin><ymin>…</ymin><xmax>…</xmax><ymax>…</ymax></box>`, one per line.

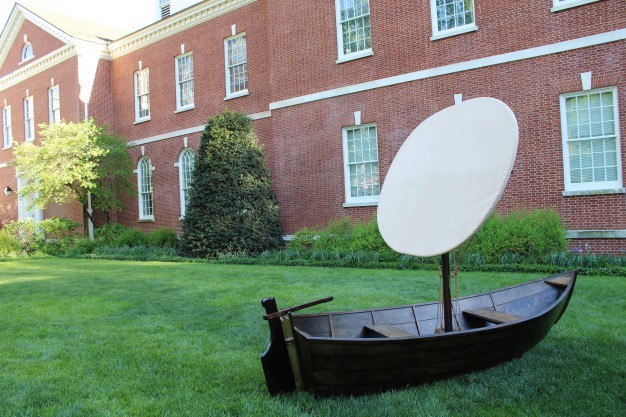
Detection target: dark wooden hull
<box><xmin>262</xmin><ymin>271</ymin><xmax>577</xmax><ymax>396</ymax></box>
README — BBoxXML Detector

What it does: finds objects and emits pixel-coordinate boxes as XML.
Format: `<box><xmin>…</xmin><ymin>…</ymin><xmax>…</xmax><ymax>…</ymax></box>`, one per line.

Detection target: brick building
<box><xmin>0</xmin><ymin>0</ymin><xmax>625</xmax><ymax>252</ymax></box>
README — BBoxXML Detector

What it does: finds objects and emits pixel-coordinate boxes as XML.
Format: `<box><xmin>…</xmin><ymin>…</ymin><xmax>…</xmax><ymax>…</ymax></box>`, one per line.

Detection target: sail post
<box><xmin>441</xmin><ymin>252</ymin><xmax>453</xmax><ymax>332</ymax></box>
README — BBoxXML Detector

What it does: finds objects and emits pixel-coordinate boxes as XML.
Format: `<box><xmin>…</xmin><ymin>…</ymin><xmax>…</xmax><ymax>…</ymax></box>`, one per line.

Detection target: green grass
<box><xmin>0</xmin><ymin>259</ymin><xmax>624</xmax><ymax>416</ymax></box>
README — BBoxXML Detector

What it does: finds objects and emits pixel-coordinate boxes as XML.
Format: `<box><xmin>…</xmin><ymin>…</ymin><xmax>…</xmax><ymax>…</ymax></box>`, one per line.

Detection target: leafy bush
<box><xmin>3</xmin><ymin>219</ymin><xmax>45</xmax><ymax>254</ymax></box>
<box><xmin>0</xmin><ymin>230</ymin><xmax>19</xmax><ymax>256</ymax></box>
<box><xmin>286</xmin><ymin>217</ymin><xmax>394</xmax><ymax>254</ymax></box>
<box><xmin>110</xmin><ymin>228</ymin><xmax>150</xmax><ymax>248</ymax></box>
<box><xmin>148</xmin><ymin>228</ymin><xmax>179</xmax><ymax>248</ymax></box>
<box><xmin>180</xmin><ymin>110</ymin><xmax>283</xmax><ymax>258</ymax></box>
<box><xmin>464</xmin><ymin>209</ymin><xmax>567</xmax><ymax>263</ymax></box>
<box><xmin>95</xmin><ymin>223</ymin><xmax>130</xmax><ymax>245</ymax></box>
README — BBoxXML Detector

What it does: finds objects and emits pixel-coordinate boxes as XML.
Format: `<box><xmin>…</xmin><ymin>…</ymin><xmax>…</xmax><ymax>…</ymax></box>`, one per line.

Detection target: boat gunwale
<box><xmin>292</xmin><ymin>270</ymin><xmax>576</xmax><ymax>342</ymax></box>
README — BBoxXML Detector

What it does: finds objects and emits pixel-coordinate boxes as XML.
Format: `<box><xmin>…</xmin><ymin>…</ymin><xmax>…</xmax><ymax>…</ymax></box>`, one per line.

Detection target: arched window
<box><xmin>137</xmin><ymin>157</ymin><xmax>154</xmax><ymax>220</ymax></box>
<box><xmin>21</xmin><ymin>42</ymin><xmax>33</xmax><ymax>62</ymax></box>
<box><xmin>178</xmin><ymin>148</ymin><xmax>195</xmax><ymax>217</ymax></box>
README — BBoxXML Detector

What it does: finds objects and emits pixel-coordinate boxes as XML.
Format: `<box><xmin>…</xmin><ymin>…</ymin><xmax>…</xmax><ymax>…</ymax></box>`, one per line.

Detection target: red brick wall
<box><xmin>109</xmin><ymin>0</ymin><xmax>270</xmax><ymax>142</ymax></box>
<box><xmin>0</xmin><ymin>19</ymin><xmax>66</xmax><ymax>77</ymax></box>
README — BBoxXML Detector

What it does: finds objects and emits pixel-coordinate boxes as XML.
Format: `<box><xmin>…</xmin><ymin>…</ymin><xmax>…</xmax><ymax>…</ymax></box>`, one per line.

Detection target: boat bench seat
<box><xmin>463</xmin><ymin>308</ymin><xmax>522</xmax><ymax>324</ymax></box>
<box><xmin>545</xmin><ymin>276</ymin><xmax>570</xmax><ymax>288</ymax></box>
<box><xmin>363</xmin><ymin>324</ymin><xmax>413</xmax><ymax>338</ymax></box>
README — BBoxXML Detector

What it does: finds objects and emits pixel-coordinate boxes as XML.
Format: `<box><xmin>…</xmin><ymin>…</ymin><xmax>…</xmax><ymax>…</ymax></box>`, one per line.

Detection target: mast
<box><xmin>441</xmin><ymin>252</ymin><xmax>453</xmax><ymax>332</ymax></box>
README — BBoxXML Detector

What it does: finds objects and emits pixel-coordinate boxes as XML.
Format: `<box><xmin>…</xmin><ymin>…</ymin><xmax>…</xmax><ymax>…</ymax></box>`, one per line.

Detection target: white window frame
<box><xmin>21</xmin><ymin>43</ymin><xmax>33</xmax><ymax>63</ymax></box>
<box><xmin>334</xmin><ymin>0</ymin><xmax>373</xmax><ymax>64</ymax></box>
<box><xmin>551</xmin><ymin>0</ymin><xmax>602</xmax><ymax>13</ymax></box>
<box><xmin>134</xmin><ymin>68</ymin><xmax>151</xmax><ymax>123</ymax></box>
<box><xmin>175</xmin><ymin>52</ymin><xmax>195</xmax><ymax>111</ymax></box>
<box><xmin>136</xmin><ymin>156</ymin><xmax>155</xmax><ymax>220</ymax></box>
<box><xmin>342</xmin><ymin>123</ymin><xmax>380</xmax><ymax>206</ymax></box>
<box><xmin>177</xmin><ymin>148</ymin><xmax>196</xmax><ymax>217</ymax></box>
<box><xmin>2</xmin><ymin>105</ymin><xmax>12</xmax><ymax>149</ymax></box>
<box><xmin>560</xmin><ymin>87</ymin><xmax>622</xmax><ymax>193</ymax></box>
<box><xmin>23</xmin><ymin>96</ymin><xmax>34</xmax><ymax>142</ymax></box>
<box><xmin>224</xmin><ymin>33</ymin><xmax>248</xmax><ymax>100</ymax></box>
<box><xmin>48</xmin><ymin>85</ymin><xmax>60</xmax><ymax>124</ymax></box>
<box><xmin>429</xmin><ymin>0</ymin><xmax>477</xmax><ymax>41</ymax></box>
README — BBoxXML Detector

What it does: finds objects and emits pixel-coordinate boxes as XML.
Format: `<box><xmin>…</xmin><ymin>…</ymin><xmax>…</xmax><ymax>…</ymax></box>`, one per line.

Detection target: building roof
<box><xmin>17</xmin><ymin>3</ymin><xmax>130</xmax><ymax>44</ymax></box>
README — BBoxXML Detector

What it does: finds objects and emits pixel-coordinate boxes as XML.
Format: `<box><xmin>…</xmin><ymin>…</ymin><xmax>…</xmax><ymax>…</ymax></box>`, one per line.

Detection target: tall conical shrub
<box><xmin>180</xmin><ymin>110</ymin><xmax>283</xmax><ymax>257</ymax></box>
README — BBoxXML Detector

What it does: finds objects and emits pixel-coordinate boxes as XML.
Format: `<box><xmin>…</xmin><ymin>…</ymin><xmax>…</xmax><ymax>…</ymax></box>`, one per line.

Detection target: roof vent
<box><xmin>159</xmin><ymin>0</ymin><xmax>170</xmax><ymax>19</ymax></box>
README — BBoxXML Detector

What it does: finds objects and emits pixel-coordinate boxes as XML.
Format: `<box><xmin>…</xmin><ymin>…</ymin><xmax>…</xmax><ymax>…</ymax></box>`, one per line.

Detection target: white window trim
<box><xmin>342</xmin><ymin>123</ymin><xmax>380</xmax><ymax>206</ymax></box>
<box><xmin>429</xmin><ymin>0</ymin><xmax>478</xmax><ymax>41</ymax></box>
<box><xmin>334</xmin><ymin>0</ymin><xmax>373</xmax><ymax>63</ymax></box>
<box><xmin>48</xmin><ymin>85</ymin><xmax>60</xmax><ymax>124</ymax></box>
<box><xmin>20</xmin><ymin>43</ymin><xmax>34</xmax><ymax>64</ymax></box>
<box><xmin>175</xmin><ymin>52</ymin><xmax>195</xmax><ymax>112</ymax></box>
<box><xmin>177</xmin><ymin>148</ymin><xmax>195</xmax><ymax>218</ymax></box>
<box><xmin>17</xmin><ymin>177</ymin><xmax>44</xmax><ymax>222</ymax></box>
<box><xmin>135</xmin><ymin>157</ymin><xmax>155</xmax><ymax>221</ymax></box>
<box><xmin>2</xmin><ymin>105</ymin><xmax>12</xmax><ymax>149</ymax></box>
<box><xmin>134</xmin><ymin>68</ymin><xmax>151</xmax><ymax>123</ymax></box>
<box><xmin>551</xmin><ymin>0</ymin><xmax>603</xmax><ymax>13</ymax></box>
<box><xmin>224</xmin><ymin>33</ymin><xmax>248</xmax><ymax>100</ymax></box>
<box><xmin>24</xmin><ymin>96</ymin><xmax>34</xmax><ymax>142</ymax></box>
<box><xmin>560</xmin><ymin>86</ymin><xmax>622</xmax><ymax>193</ymax></box>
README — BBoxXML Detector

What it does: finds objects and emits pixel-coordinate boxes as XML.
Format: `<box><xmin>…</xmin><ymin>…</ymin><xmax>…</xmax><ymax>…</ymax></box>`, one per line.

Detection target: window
<box><xmin>23</xmin><ymin>96</ymin><xmax>34</xmax><ymax>141</ymax></box>
<box><xmin>551</xmin><ymin>0</ymin><xmax>602</xmax><ymax>12</ymax></box>
<box><xmin>224</xmin><ymin>34</ymin><xmax>248</xmax><ymax>98</ymax></box>
<box><xmin>342</xmin><ymin>124</ymin><xmax>380</xmax><ymax>204</ymax></box>
<box><xmin>335</xmin><ymin>0</ymin><xmax>372</xmax><ymax>61</ymax></box>
<box><xmin>21</xmin><ymin>42</ymin><xmax>33</xmax><ymax>62</ymax></box>
<box><xmin>48</xmin><ymin>85</ymin><xmax>60</xmax><ymax>124</ymax></box>
<box><xmin>561</xmin><ymin>87</ymin><xmax>622</xmax><ymax>192</ymax></box>
<box><xmin>430</xmin><ymin>0</ymin><xmax>476</xmax><ymax>39</ymax></box>
<box><xmin>175</xmin><ymin>52</ymin><xmax>194</xmax><ymax>110</ymax></box>
<box><xmin>137</xmin><ymin>157</ymin><xmax>154</xmax><ymax>219</ymax></box>
<box><xmin>178</xmin><ymin>148</ymin><xmax>196</xmax><ymax>217</ymax></box>
<box><xmin>134</xmin><ymin>68</ymin><xmax>150</xmax><ymax>122</ymax></box>
<box><xmin>2</xmin><ymin>106</ymin><xmax>12</xmax><ymax>149</ymax></box>
<box><xmin>17</xmin><ymin>177</ymin><xmax>43</xmax><ymax>222</ymax></box>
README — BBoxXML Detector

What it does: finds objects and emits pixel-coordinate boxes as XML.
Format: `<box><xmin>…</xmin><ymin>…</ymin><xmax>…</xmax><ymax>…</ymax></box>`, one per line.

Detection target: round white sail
<box><xmin>377</xmin><ymin>97</ymin><xmax>519</xmax><ymax>257</ymax></box>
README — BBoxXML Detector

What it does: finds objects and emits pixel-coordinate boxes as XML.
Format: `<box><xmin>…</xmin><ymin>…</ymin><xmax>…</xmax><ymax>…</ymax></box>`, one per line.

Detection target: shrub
<box><xmin>180</xmin><ymin>110</ymin><xmax>283</xmax><ymax>258</ymax></box>
<box><xmin>3</xmin><ymin>219</ymin><xmax>44</xmax><ymax>254</ymax></box>
<box><xmin>287</xmin><ymin>217</ymin><xmax>394</xmax><ymax>254</ymax></box>
<box><xmin>0</xmin><ymin>230</ymin><xmax>20</xmax><ymax>256</ymax></box>
<box><xmin>111</xmin><ymin>228</ymin><xmax>149</xmax><ymax>248</ymax></box>
<box><xmin>148</xmin><ymin>228</ymin><xmax>179</xmax><ymax>248</ymax></box>
<box><xmin>467</xmin><ymin>209</ymin><xmax>567</xmax><ymax>263</ymax></box>
<box><xmin>95</xmin><ymin>223</ymin><xmax>130</xmax><ymax>245</ymax></box>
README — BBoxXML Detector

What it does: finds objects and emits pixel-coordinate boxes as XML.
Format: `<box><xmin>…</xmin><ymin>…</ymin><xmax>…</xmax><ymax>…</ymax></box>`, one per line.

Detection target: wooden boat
<box><xmin>260</xmin><ymin>98</ymin><xmax>577</xmax><ymax>396</ymax></box>
<box><xmin>261</xmin><ymin>270</ymin><xmax>576</xmax><ymax>396</ymax></box>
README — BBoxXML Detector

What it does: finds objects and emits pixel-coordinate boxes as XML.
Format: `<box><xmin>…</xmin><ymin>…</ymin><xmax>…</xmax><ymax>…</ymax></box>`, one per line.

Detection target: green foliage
<box><xmin>0</xmin><ymin>230</ymin><xmax>19</xmax><ymax>256</ymax></box>
<box><xmin>286</xmin><ymin>217</ymin><xmax>394</xmax><ymax>254</ymax></box>
<box><xmin>13</xmin><ymin>119</ymin><xmax>133</xmax><ymax>225</ymax></box>
<box><xmin>110</xmin><ymin>228</ymin><xmax>149</xmax><ymax>248</ymax></box>
<box><xmin>2</xmin><ymin>219</ymin><xmax>45</xmax><ymax>254</ymax></box>
<box><xmin>148</xmin><ymin>228</ymin><xmax>179</xmax><ymax>248</ymax></box>
<box><xmin>180</xmin><ymin>110</ymin><xmax>283</xmax><ymax>258</ymax></box>
<box><xmin>467</xmin><ymin>209</ymin><xmax>567</xmax><ymax>263</ymax></box>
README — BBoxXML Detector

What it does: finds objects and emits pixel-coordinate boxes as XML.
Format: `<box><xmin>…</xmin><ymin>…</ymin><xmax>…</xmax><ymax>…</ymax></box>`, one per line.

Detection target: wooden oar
<box><xmin>263</xmin><ymin>296</ymin><xmax>333</xmax><ymax>320</ymax></box>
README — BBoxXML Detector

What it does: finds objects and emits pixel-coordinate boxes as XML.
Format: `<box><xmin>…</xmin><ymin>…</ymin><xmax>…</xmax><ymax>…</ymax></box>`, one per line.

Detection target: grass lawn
<box><xmin>0</xmin><ymin>259</ymin><xmax>624</xmax><ymax>416</ymax></box>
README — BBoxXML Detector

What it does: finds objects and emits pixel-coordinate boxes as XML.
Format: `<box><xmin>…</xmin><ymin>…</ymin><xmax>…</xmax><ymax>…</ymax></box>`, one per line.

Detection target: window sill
<box><xmin>19</xmin><ymin>57</ymin><xmax>35</xmax><ymax>65</ymax></box>
<box><xmin>343</xmin><ymin>201</ymin><xmax>378</xmax><ymax>208</ymax></box>
<box><xmin>562</xmin><ymin>187</ymin><xmax>625</xmax><ymax>197</ymax></box>
<box><xmin>224</xmin><ymin>89</ymin><xmax>249</xmax><ymax>101</ymax></box>
<box><xmin>336</xmin><ymin>49</ymin><xmax>373</xmax><ymax>64</ymax></box>
<box><xmin>430</xmin><ymin>24</ymin><xmax>478</xmax><ymax>41</ymax></box>
<box><xmin>551</xmin><ymin>0</ymin><xmax>602</xmax><ymax>12</ymax></box>
<box><xmin>2</xmin><ymin>145</ymin><xmax>12</xmax><ymax>150</ymax></box>
<box><xmin>175</xmin><ymin>105</ymin><xmax>195</xmax><ymax>114</ymax></box>
<box><xmin>134</xmin><ymin>117</ymin><xmax>151</xmax><ymax>125</ymax></box>
<box><xmin>566</xmin><ymin>229</ymin><xmax>626</xmax><ymax>239</ymax></box>
<box><xmin>138</xmin><ymin>217</ymin><xmax>155</xmax><ymax>222</ymax></box>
